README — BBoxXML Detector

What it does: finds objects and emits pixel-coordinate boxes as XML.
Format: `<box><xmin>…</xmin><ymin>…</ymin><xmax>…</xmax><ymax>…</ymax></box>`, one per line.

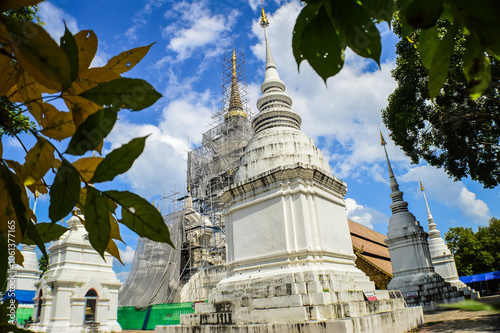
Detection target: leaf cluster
<box><xmin>293</xmin><ymin>0</ymin><xmax>500</xmax><ymax>98</ymax></box>
<box><xmin>0</xmin><ymin>0</ymin><xmax>173</xmax><ymax>308</ymax></box>
<box><xmin>383</xmin><ymin>21</ymin><xmax>500</xmax><ymax>188</ymax></box>
<box><xmin>445</xmin><ymin>217</ymin><xmax>500</xmax><ymax>276</ymax></box>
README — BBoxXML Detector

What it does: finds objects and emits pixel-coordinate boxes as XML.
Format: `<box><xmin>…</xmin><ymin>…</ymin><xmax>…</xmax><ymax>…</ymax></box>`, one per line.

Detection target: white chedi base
<box><xmin>29</xmin><ymin>214</ymin><xmax>122</xmax><ymax>333</ymax></box>
<box><xmin>158</xmin><ymin>165</ymin><xmax>424</xmax><ymax>333</ymax></box>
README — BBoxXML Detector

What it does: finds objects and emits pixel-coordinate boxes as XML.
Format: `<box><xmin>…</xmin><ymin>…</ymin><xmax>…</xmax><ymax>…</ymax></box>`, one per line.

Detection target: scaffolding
<box><xmin>119</xmin><ymin>47</ymin><xmax>254</xmax><ymax>307</ymax></box>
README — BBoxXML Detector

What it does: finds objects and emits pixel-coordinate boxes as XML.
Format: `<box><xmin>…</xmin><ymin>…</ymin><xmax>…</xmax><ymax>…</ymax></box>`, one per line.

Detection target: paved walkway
<box><xmin>410</xmin><ymin>295</ymin><xmax>500</xmax><ymax>333</ymax></box>
<box><xmin>123</xmin><ymin>295</ymin><xmax>500</xmax><ymax>333</ymax></box>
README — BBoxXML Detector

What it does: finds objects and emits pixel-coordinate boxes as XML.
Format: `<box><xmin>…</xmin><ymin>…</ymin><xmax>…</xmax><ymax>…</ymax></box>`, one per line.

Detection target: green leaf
<box><xmin>463</xmin><ymin>36</ymin><xmax>492</xmax><ymax>100</ymax></box>
<box><xmin>65</xmin><ymin>107</ymin><xmax>118</xmax><ymax>156</ymax></box>
<box><xmin>104</xmin><ymin>190</ymin><xmax>173</xmax><ymax>246</ymax></box>
<box><xmin>329</xmin><ymin>0</ymin><xmax>381</xmax><ymax>66</ymax></box>
<box><xmin>49</xmin><ymin>159</ymin><xmax>81</xmax><ymax>222</ymax></box>
<box><xmin>418</xmin><ymin>25</ymin><xmax>456</xmax><ymax>98</ymax></box>
<box><xmin>90</xmin><ymin>135</ymin><xmax>148</xmax><ymax>183</ymax></box>
<box><xmin>24</xmin><ymin>222</ymin><xmax>68</xmax><ymax>244</ymax></box>
<box><xmin>292</xmin><ymin>1</ymin><xmax>322</xmax><ymax>70</ymax></box>
<box><xmin>84</xmin><ymin>187</ymin><xmax>111</xmax><ymax>257</ymax></box>
<box><xmin>79</xmin><ymin>78</ymin><xmax>162</xmax><ymax>111</ymax></box>
<box><xmin>361</xmin><ymin>0</ymin><xmax>394</xmax><ymax>24</ymax></box>
<box><xmin>298</xmin><ymin>4</ymin><xmax>345</xmax><ymax>82</ymax></box>
<box><xmin>405</xmin><ymin>0</ymin><xmax>444</xmax><ymax>29</ymax></box>
<box><xmin>0</xmin><ymin>162</ymin><xmax>28</xmax><ymax>236</ymax></box>
<box><xmin>418</xmin><ymin>26</ymin><xmax>440</xmax><ymax>70</ymax></box>
<box><xmin>60</xmin><ymin>24</ymin><xmax>79</xmax><ymax>85</ymax></box>
<box><xmin>0</xmin><ymin>16</ymin><xmax>71</xmax><ymax>91</ymax></box>
<box><xmin>25</xmin><ymin>221</ymin><xmax>48</xmax><ymax>257</ymax></box>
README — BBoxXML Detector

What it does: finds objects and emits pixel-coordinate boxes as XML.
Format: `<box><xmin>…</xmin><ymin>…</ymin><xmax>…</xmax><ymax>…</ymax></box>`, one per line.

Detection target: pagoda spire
<box><xmin>252</xmin><ymin>5</ymin><xmax>301</xmax><ymax>134</ymax></box>
<box><xmin>420</xmin><ymin>180</ymin><xmax>440</xmax><ymax>236</ymax></box>
<box><xmin>224</xmin><ymin>46</ymin><xmax>247</xmax><ymax>121</ymax></box>
<box><xmin>380</xmin><ymin>131</ymin><xmax>409</xmax><ymax>214</ymax></box>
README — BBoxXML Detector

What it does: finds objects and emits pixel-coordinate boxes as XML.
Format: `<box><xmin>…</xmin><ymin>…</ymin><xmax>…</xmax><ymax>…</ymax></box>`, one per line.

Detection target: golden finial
<box><xmin>232</xmin><ymin>48</ymin><xmax>237</xmax><ymax>78</ymax></box>
<box><xmin>420</xmin><ymin>180</ymin><xmax>425</xmax><ymax>192</ymax></box>
<box><xmin>260</xmin><ymin>3</ymin><xmax>269</xmax><ymax>28</ymax></box>
<box><xmin>35</xmin><ymin>190</ymin><xmax>39</xmax><ymax>198</ymax></box>
<box><xmin>378</xmin><ymin>124</ymin><xmax>387</xmax><ymax>146</ymax></box>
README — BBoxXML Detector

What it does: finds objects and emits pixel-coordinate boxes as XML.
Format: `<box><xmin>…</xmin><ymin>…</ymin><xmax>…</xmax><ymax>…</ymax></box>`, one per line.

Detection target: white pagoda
<box><xmin>30</xmin><ymin>210</ymin><xmax>122</xmax><ymax>333</ymax></box>
<box><xmin>158</xmin><ymin>7</ymin><xmax>424</xmax><ymax>333</ymax></box>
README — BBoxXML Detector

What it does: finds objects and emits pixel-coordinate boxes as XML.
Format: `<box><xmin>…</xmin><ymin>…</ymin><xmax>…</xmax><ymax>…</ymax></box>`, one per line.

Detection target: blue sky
<box><xmin>4</xmin><ymin>0</ymin><xmax>499</xmax><ymax>282</ymax></box>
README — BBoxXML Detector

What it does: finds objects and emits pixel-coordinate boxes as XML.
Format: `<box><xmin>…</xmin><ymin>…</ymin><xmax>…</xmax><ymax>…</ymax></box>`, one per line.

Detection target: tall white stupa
<box><xmin>381</xmin><ymin>133</ymin><xmax>464</xmax><ymax>310</ymax></box>
<box><xmin>29</xmin><ymin>210</ymin><xmax>122</xmax><ymax>333</ymax></box>
<box><xmin>158</xmin><ymin>7</ymin><xmax>424</xmax><ymax>333</ymax></box>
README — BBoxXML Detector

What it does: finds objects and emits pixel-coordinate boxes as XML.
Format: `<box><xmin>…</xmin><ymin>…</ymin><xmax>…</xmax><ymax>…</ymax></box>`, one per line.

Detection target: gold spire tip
<box><xmin>260</xmin><ymin>4</ymin><xmax>269</xmax><ymax>28</ymax></box>
<box><xmin>379</xmin><ymin>131</ymin><xmax>386</xmax><ymax>146</ymax></box>
<box><xmin>232</xmin><ymin>48</ymin><xmax>237</xmax><ymax>77</ymax></box>
<box><xmin>420</xmin><ymin>180</ymin><xmax>425</xmax><ymax>192</ymax></box>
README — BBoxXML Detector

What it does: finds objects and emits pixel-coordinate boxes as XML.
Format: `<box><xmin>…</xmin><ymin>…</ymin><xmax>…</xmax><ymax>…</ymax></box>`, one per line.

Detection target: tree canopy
<box><xmin>292</xmin><ymin>0</ymin><xmax>500</xmax><ymax>99</ymax></box>
<box><xmin>382</xmin><ymin>23</ymin><xmax>500</xmax><ymax>188</ymax></box>
<box><xmin>445</xmin><ymin>217</ymin><xmax>500</xmax><ymax>276</ymax></box>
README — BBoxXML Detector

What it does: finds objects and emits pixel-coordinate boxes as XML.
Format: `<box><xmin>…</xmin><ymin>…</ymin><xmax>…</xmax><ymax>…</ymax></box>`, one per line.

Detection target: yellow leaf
<box><xmin>0</xmin><ymin>53</ymin><xmax>18</xmax><ymax>95</ymax></box>
<box><xmin>74</xmin><ymin>30</ymin><xmax>98</xmax><ymax>73</ymax></box>
<box><xmin>1</xmin><ymin>161</ymin><xmax>36</xmax><ymax>233</ymax></box>
<box><xmin>77</xmin><ymin>186</ymin><xmax>87</xmax><ymax>212</ymax></box>
<box><xmin>95</xmin><ymin>140</ymin><xmax>103</xmax><ymax>155</ymax></box>
<box><xmin>26</xmin><ymin>179</ymin><xmax>48</xmax><ymax>195</ymax></box>
<box><xmin>18</xmin><ymin>70</ymin><xmax>43</xmax><ymax>123</ymax></box>
<box><xmin>52</xmin><ymin>158</ymin><xmax>62</xmax><ymax>170</ymax></box>
<box><xmin>106</xmin><ymin>238</ymin><xmax>124</xmax><ymax>265</ymax></box>
<box><xmin>104</xmin><ymin>43</ymin><xmax>155</xmax><ymax>74</ymax></box>
<box><xmin>40</xmin><ymin>108</ymin><xmax>76</xmax><ymax>141</ymax></box>
<box><xmin>14</xmin><ymin>248</ymin><xmax>24</xmax><ymax>267</ymax></box>
<box><xmin>21</xmin><ymin>137</ymin><xmax>55</xmax><ymax>187</ymax></box>
<box><xmin>63</xmin><ymin>94</ymin><xmax>101</xmax><ymax>128</ymax></box>
<box><xmin>6</xmin><ymin>84</ymin><xmax>23</xmax><ymax>103</ymax></box>
<box><xmin>69</xmin><ymin>68</ymin><xmax>120</xmax><ymax>95</ymax></box>
<box><xmin>0</xmin><ymin>174</ymin><xmax>22</xmax><ymax>239</ymax></box>
<box><xmin>72</xmin><ymin>157</ymin><xmax>103</xmax><ymax>183</ymax></box>
<box><xmin>0</xmin><ymin>0</ymin><xmax>44</xmax><ymax>12</ymax></box>
<box><xmin>2</xmin><ymin>18</ymin><xmax>71</xmax><ymax>91</ymax></box>
<box><xmin>110</xmin><ymin>214</ymin><xmax>123</xmax><ymax>242</ymax></box>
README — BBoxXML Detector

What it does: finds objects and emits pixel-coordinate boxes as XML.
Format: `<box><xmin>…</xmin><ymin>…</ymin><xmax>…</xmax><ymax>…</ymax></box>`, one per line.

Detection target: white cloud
<box><xmin>38</xmin><ymin>2</ymin><xmax>79</xmax><ymax>41</ymax></box>
<box><xmin>116</xmin><ymin>271</ymin><xmax>129</xmax><ymax>283</ymax></box>
<box><xmin>119</xmin><ymin>246</ymin><xmax>136</xmax><ymax>265</ymax></box>
<box><xmin>345</xmin><ymin>198</ymin><xmax>388</xmax><ymax>229</ymax></box>
<box><xmin>163</xmin><ymin>1</ymin><xmax>237</xmax><ymax>61</ymax></box>
<box><xmin>400</xmin><ymin>165</ymin><xmax>491</xmax><ymax>223</ymax></box>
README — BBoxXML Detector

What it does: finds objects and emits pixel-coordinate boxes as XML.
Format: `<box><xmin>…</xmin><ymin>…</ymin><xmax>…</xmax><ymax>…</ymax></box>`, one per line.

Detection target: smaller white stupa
<box><xmin>420</xmin><ymin>182</ymin><xmax>479</xmax><ymax>299</ymax></box>
<box><xmin>4</xmin><ymin>245</ymin><xmax>42</xmax><ymax>325</ymax></box>
<box><xmin>30</xmin><ymin>209</ymin><xmax>122</xmax><ymax>333</ymax></box>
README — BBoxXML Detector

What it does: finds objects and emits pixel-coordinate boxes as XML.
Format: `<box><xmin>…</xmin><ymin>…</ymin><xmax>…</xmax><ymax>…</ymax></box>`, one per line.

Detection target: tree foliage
<box><xmin>445</xmin><ymin>217</ymin><xmax>500</xmax><ymax>276</ymax></box>
<box><xmin>0</xmin><ymin>2</ymin><xmax>173</xmax><ymax>321</ymax></box>
<box><xmin>292</xmin><ymin>0</ymin><xmax>500</xmax><ymax>99</ymax></box>
<box><xmin>382</xmin><ymin>22</ymin><xmax>500</xmax><ymax>188</ymax></box>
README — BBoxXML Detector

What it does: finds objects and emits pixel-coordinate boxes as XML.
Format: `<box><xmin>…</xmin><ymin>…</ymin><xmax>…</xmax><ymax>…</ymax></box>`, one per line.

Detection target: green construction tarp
<box><xmin>118</xmin><ymin>301</ymin><xmax>204</xmax><ymax>330</ymax></box>
<box><xmin>16</xmin><ymin>307</ymin><xmax>33</xmax><ymax>325</ymax></box>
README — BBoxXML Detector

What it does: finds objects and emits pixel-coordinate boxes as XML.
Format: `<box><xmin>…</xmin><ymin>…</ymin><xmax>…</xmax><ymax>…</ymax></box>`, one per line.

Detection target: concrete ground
<box><xmin>123</xmin><ymin>295</ymin><xmax>500</xmax><ymax>333</ymax></box>
<box><xmin>410</xmin><ymin>294</ymin><xmax>500</xmax><ymax>333</ymax></box>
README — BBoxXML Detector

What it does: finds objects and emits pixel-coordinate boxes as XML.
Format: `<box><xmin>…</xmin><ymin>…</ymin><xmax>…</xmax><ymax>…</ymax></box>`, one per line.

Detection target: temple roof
<box><xmin>348</xmin><ymin>219</ymin><xmax>393</xmax><ymax>276</ymax></box>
